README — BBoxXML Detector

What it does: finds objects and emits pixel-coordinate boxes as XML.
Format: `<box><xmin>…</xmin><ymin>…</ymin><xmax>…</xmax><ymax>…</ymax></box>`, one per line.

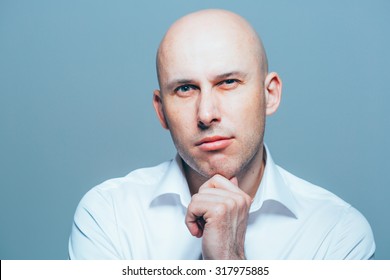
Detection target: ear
<box><xmin>264</xmin><ymin>72</ymin><xmax>282</xmax><ymax>116</ymax></box>
<box><xmin>153</xmin><ymin>89</ymin><xmax>169</xmax><ymax>130</ymax></box>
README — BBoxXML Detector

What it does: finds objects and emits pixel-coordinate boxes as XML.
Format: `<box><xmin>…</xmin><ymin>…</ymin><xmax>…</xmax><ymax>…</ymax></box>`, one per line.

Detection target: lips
<box><xmin>195</xmin><ymin>136</ymin><xmax>233</xmax><ymax>152</ymax></box>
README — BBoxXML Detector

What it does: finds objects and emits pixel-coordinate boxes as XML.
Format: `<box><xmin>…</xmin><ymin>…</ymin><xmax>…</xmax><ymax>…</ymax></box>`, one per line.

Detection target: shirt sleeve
<box><xmin>325</xmin><ymin>206</ymin><xmax>376</xmax><ymax>260</ymax></box>
<box><xmin>68</xmin><ymin>187</ymin><xmax>124</xmax><ymax>259</ymax></box>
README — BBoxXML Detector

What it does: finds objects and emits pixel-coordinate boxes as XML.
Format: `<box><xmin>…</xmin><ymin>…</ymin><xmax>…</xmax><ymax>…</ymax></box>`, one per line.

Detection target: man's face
<box><xmin>154</xmin><ymin>28</ymin><xmax>267</xmax><ymax>180</ymax></box>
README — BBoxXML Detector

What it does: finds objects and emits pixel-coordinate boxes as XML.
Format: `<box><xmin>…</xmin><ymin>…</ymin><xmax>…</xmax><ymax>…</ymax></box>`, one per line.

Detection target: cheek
<box><xmin>228</xmin><ymin>91</ymin><xmax>265</xmax><ymax>123</ymax></box>
<box><xmin>164</xmin><ymin>103</ymin><xmax>195</xmax><ymax>136</ymax></box>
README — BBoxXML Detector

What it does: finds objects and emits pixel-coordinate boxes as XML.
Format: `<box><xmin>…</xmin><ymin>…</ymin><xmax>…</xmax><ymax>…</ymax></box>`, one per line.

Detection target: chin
<box><xmin>181</xmin><ymin>151</ymin><xmax>241</xmax><ymax>179</ymax></box>
<box><xmin>198</xmin><ymin>162</ymin><xmax>239</xmax><ymax>180</ymax></box>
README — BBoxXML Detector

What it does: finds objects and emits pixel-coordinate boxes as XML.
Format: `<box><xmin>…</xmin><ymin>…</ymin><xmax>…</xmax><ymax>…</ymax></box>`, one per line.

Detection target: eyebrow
<box><xmin>165</xmin><ymin>71</ymin><xmax>248</xmax><ymax>91</ymax></box>
<box><xmin>214</xmin><ymin>71</ymin><xmax>247</xmax><ymax>80</ymax></box>
<box><xmin>166</xmin><ymin>79</ymin><xmax>196</xmax><ymax>91</ymax></box>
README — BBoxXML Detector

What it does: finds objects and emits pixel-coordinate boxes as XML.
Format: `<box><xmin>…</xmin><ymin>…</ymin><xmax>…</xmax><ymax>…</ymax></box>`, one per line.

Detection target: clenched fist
<box><xmin>185</xmin><ymin>174</ymin><xmax>252</xmax><ymax>259</ymax></box>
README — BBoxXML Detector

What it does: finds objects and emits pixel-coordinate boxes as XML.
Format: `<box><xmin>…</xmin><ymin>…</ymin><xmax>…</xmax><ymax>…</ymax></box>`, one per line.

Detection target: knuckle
<box><xmin>236</xmin><ymin>195</ymin><xmax>246</xmax><ymax>206</ymax></box>
<box><xmin>245</xmin><ymin>194</ymin><xmax>252</xmax><ymax>206</ymax></box>
<box><xmin>187</xmin><ymin>202</ymin><xmax>195</xmax><ymax>213</ymax></box>
<box><xmin>190</xmin><ymin>193</ymin><xmax>200</xmax><ymax>203</ymax></box>
<box><xmin>224</xmin><ymin>197</ymin><xmax>237</xmax><ymax>210</ymax></box>
<box><xmin>244</xmin><ymin>194</ymin><xmax>252</xmax><ymax>206</ymax></box>
<box><xmin>213</xmin><ymin>203</ymin><xmax>228</xmax><ymax>216</ymax></box>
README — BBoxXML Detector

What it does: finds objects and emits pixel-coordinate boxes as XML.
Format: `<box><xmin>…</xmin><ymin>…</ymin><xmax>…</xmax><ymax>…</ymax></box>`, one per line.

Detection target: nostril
<box><xmin>197</xmin><ymin>120</ymin><xmax>209</xmax><ymax>130</ymax></box>
<box><xmin>197</xmin><ymin>118</ymin><xmax>218</xmax><ymax>130</ymax></box>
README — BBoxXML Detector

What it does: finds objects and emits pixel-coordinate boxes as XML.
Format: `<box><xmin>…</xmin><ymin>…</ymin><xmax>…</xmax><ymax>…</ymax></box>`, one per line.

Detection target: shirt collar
<box><xmin>150</xmin><ymin>154</ymin><xmax>192</xmax><ymax>208</ymax></box>
<box><xmin>250</xmin><ymin>145</ymin><xmax>298</xmax><ymax>218</ymax></box>
<box><xmin>150</xmin><ymin>146</ymin><xmax>298</xmax><ymax>218</ymax></box>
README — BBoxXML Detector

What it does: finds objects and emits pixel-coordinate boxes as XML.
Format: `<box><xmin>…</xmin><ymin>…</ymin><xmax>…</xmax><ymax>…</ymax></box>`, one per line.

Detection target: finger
<box><xmin>185</xmin><ymin>206</ymin><xmax>204</xmax><ymax>238</ymax></box>
<box><xmin>199</xmin><ymin>174</ymin><xmax>241</xmax><ymax>194</ymax></box>
<box><xmin>193</xmin><ymin>193</ymin><xmax>251</xmax><ymax>221</ymax></box>
<box><xmin>186</xmin><ymin>192</ymin><xmax>251</xmax><ymax>232</ymax></box>
<box><xmin>186</xmin><ymin>217</ymin><xmax>203</xmax><ymax>238</ymax></box>
<box><xmin>199</xmin><ymin>175</ymin><xmax>251</xmax><ymax>207</ymax></box>
<box><xmin>197</xmin><ymin>188</ymin><xmax>250</xmax><ymax>207</ymax></box>
<box><xmin>185</xmin><ymin>193</ymin><xmax>229</xmax><ymax>237</ymax></box>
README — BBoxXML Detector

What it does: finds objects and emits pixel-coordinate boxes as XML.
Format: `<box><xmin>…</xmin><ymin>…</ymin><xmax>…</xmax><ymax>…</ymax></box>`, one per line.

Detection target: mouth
<box><xmin>195</xmin><ymin>136</ymin><xmax>233</xmax><ymax>152</ymax></box>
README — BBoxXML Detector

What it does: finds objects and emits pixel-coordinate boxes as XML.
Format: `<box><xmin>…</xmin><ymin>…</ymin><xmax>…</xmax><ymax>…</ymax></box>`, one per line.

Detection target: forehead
<box><xmin>158</xmin><ymin>26</ymin><xmax>260</xmax><ymax>83</ymax></box>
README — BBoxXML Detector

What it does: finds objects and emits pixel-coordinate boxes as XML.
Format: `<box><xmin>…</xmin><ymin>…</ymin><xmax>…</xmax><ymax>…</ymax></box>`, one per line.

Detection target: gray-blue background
<box><xmin>1</xmin><ymin>0</ymin><xmax>389</xmax><ymax>259</ymax></box>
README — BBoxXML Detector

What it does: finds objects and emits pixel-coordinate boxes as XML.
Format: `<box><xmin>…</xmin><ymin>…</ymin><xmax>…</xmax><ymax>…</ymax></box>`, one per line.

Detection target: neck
<box><xmin>183</xmin><ymin>145</ymin><xmax>266</xmax><ymax>198</ymax></box>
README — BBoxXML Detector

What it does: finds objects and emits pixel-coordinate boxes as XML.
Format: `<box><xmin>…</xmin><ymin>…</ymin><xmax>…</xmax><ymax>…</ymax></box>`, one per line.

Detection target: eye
<box><xmin>224</xmin><ymin>79</ymin><xmax>237</xmax><ymax>84</ymax></box>
<box><xmin>218</xmin><ymin>79</ymin><xmax>241</xmax><ymax>90</ymax></box>
<box><xmin>174</xmin><ymin>84</ymin><xmax>198</xmax><ymax>96</ymax></box>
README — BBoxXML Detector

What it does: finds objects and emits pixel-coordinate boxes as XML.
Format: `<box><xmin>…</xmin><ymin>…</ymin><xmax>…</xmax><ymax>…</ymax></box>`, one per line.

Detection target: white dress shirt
<box><xmin>68</xmin><ymin>146</ymin><xmax>375</xmax><ymax>259</ymax></box>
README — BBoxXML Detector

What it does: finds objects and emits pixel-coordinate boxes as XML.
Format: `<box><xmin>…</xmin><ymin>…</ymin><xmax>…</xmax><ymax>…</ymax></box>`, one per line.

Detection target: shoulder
<box><xmin>69</xmin><ymin>160</ymin><xmax>173</xmax><ymax>259</ymax></box>
<box><xmin>74</xmin><ymin>159</ymin><xmax>173</xmax><ymax>227</ymax></box>
<box><xmin>82</xmin><ymin>160</ymin><xmax>171</xmax><ymax>203</ymax></box>
<box><xmin>327</xmin><ymin>205</ymin><xmax>376</xmax><ymax>259</ymax></box>
<box><xmin>277</xmin><ymin>166</ymin><xmax>350</xmax><ymax>208</ymax></box>
<box><xmin>277</xmin><ymin>166</ymin><xmax>375</xmax><ymax>259</ymax></box>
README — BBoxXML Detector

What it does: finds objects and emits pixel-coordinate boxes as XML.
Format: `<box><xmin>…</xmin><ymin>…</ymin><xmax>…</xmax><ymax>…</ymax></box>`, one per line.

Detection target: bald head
<box><xmin>152</xmin><ymin>9</ymin><xmax>282</xmax><ymax>182</ymax></box>
<box><xmin>156</xmin><ymin>9</ymin><xmax>268</xmax><ymax>89</ymax></box>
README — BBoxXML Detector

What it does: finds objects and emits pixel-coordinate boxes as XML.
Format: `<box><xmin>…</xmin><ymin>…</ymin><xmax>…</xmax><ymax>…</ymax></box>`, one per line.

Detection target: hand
<box><xmin>185</xmin><ymin>174</ymin><xmax>252</xmax><ymax>259</ymax></box>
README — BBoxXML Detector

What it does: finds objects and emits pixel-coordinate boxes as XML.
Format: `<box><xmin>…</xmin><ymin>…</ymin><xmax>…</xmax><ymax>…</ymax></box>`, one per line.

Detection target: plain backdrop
<box><xmin>0</xmin><ymin>0</ymin><xmax>389</xmax><ymax>259</ymax></box>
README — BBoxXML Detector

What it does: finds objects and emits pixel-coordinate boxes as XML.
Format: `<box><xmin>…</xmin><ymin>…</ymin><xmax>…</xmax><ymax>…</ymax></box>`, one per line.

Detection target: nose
<box><xmin>197</xmin><ymin>89</ymin><xmax>221</xmax><ymax>129</ymax></box>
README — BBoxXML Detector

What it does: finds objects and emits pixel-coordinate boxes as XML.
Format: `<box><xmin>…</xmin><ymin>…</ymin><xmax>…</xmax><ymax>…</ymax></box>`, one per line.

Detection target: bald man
<box><xmin>69</xmin><ymin>9</ymin><xmax>375</xmax><ymax>259</ymax></box>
